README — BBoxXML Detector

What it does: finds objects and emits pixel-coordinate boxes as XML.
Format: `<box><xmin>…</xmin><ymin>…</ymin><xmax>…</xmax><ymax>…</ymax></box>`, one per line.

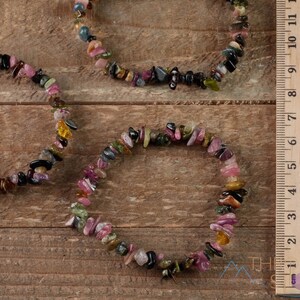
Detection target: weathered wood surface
<box><xmin>0</xmin><ymin>0</ymin><xmax>277</xmax><ymax>299</ymax></box>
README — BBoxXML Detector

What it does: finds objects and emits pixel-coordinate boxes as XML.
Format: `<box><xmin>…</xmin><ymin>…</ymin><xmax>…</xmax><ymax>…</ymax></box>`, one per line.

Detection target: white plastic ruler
<box><xmin>276</xmin><ymin>0</ymin><xmax>300</xmax><ymax>296</ymax></box>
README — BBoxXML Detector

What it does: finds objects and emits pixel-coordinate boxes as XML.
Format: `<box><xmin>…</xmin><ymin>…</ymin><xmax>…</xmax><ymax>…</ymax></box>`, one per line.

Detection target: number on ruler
<box><xmin>287</xmin><ymin>162</ymin><xmax>297</xmax><ymax>169</ymax></box>
<box><xmin>288</xmin><ymin>14</ymin><xmax>297</xmax><ymax>26</ymax></box>
<box><xmin>288</xmin><ymin>36</ymin><xmax>297</xmax><ymax>48</ymax></box>
<box><xmin>288</xmin><ymin>138</ymin><xmax>297</xmax><ymax>145</ymax></box>
<box><xmin>288</xmin><ymin>90</ymin><xmax>297</xmax><ymax>97</ymax></box>
<box><xmin>287</xmin><ymin>114</ymin><xmax>296</xmax><ymax>121</ymax></box>
<box><xmin>287</xmin><ymin>213</ymin><xmax>297</xmax><ymax>220</ymax></box>
<box><xmin>288</xmin><ymin>188</ymin><xmax>296</xmax><ymax>195</ymax></box>
<box><xmin>287</xmin><ymin>238</ymin><xmax>297</xmax><ymax>245</ymax></box>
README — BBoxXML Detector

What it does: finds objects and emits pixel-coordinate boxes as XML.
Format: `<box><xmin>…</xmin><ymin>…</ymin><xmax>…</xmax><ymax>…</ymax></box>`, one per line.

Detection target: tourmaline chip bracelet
<box><xmin>72</xmin><ymin>0</ymin><xmax>250</xmax><ymax>90</ymax></box>
<box><xmin>0</xmin><ymin>54</ymin><xmax>77</xmax><ymax>193</ymax></box>
<box><xmin>66</xmin><ymin>122</ymin><xmax>247</xmax><ymax>280</ymax></box>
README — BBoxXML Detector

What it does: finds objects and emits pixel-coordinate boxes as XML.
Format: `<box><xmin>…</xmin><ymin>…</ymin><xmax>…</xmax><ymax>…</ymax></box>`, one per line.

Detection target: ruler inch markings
<box><xmin>276</xmin><ymin>0</ymin><xmax>300</xmax><ymax>296</ymax></box>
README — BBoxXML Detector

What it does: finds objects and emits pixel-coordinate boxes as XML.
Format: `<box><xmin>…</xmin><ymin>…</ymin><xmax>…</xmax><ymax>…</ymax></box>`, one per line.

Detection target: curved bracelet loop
<box><xmin>66</xmin><ymin>122</ymin><xmax>247</xmax><ymax>280</ymax></box>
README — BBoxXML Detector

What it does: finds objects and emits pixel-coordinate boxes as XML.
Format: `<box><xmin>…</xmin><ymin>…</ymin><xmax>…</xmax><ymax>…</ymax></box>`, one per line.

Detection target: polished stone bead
<box><xmin>99</xmin><ymin>51</ymin><xmax>112</xmax><ymax>59</ymax></box>
<box><xmin>39</xmin><ymin>75</ymin><xmax>50</xmax><ymax>87</ymax></box>
<box><xmin>215</xmin><ymin>205</ymin><xmax>234</xmax><ymax>215</ymax></box>
<box><xmin>121</xmin><ymin>132</ymin><xmax>134</xmax><ymax>148</ymax></box>
<box><xmin>44</xmin><ymin>78</ymin><xmax>56</xmax><ymax>90</ymax></box>
<box><xmin>134</xmin><ymin>248</ymin><xmax>149</xmax><ymax>266</ymax></box>
<box><xmin>229</xmin><ymin>41</ymin><xmax>244</xmax><ymax>57</ymax></box>
<box><xmin>207</xmin><ymin>137</ymin><xmax>222</xmax><ymax>155</ymax></box>
<box><xmin>169</xmin><ymin>67</ymin><xmax>179</xmax><ymax>90</ymax></box>
<box><xmin>202</xmin><ymin>131</ymin><xmax>214</xmax><ymax>148</ymax></box>
<box><xmin>166</xmin><ymin>122</ymin><xmax>176</xmax><ymax>132</ymax></box>
<box><xmin>220</xmin><ymin>163</ymin><xmax>240</xmax><ymax>177</ymax></box>
<box><xmin>194</xmin><ymin>72</ymin><xmax>207</xmax><ymax>89</ymax></box>
<box><xmin>49</xmin><ymin>97</ymin><xmax>66</xmax><ymax>108</ymax></box>
<box><xmin>204</xmin><ymin>78</ymin><xmax>220</xmax><ymax>91</ymax></box>
<box><xmin>158</xmin><ymin>259</ymin><xmax>173</xmax><ymax>269</ymax></box>
<box><xmin>216</xmin><ymin>63</ymin><xmax>228</xmax><ymax>76</ymax></box>
<box><xmin>143</xmin><ymin>128</ymin><xmax>151</xmax><ymax>148</ymax></box>
<box><xmin>54</xmin><ymin>108</ymin><xmax>70</xmax><ymax>122</ymax></box>
<box><xmin>9</xmin><ymin>55</ymin><xmax>18</xmax><ymax>69</ymax></box>
<box><xmin>78</xmin><ymin>197</ymin><xmax>91</xmax><ymax>206</ymax></box>
<box><xmin>39</xmin><ymin>149</ymin><xmax>56</xmax><ymax>164</ymax></box>
<box><xmin>87</xmin><ymin>35</ymin><xmax>97</xmax><ymax>43</ymax></box>
<box><xmin>225</xmin><ymin>180</ymin><xmax>246</xmax><ymax>190</ymax></box>
<box><xmin>65</xmin><ymin>119</ymin><xmax>78</xmax><ymax>131</ymax></box>
<box><xmin>73</xmin><ymin>2</ymin><xmax>85</xmax><ymax>12</ymax></box>
<box><xmin>107</xmin><ymin>238</ymin><xmax>121</xmax><ymax>251</ymax></box>
<box><xmin>223</xmin><ymin>188</ymin><xmax>247</xmax><ymax>201</ymax></box>
<box><xmin>211</xmin><ymin>69</ymin><xmax>222</xmax><ymax>82</ymax></box>
<box><xmin>12</xmin><ymin>61</ymin><xmax>25</xmax><ymax>78</ymax></box>
<box><xmin>223</xmin><ymin>59</ymin><xmax>236</xmax><ymax>73</ymax></box>
<box><xmin>218</xmin><ymin>195</ymin><xmax>241</xmax><ymax>208</ymax></box>
<box><xmin>181</xmin><ymin>125</ymin><xmax>194</xmax><ymax>140</ymax></box>
<box><xmin>70</xmin><ymin>202</ymin><xmax>88</xmax><ymax>220</ymax></box>
<box><xmin>222</xmin><ymin>49</ymin><xmax>238</xmax><ymax>64</ymax></box>
<box><xmin>17</xmin><ymin>172</ymin><xmax>27</xmax><ymax>186</ymax></box>
<box><xmin>124</xmin><ymin>245</ymin><xmax>138</xmax><ymax>266</ymax></box>
<box><xmin>153</xmin><ymin>66</ymin><xmax>170</xmax><ymax>83</ymax></box>
<box><xmin>116</xmin><ymin>241</ymin><xmax>129</xmax><ymax>256</ymax></box>
<box><xmin>9</xmin><ymin>174</ymin><xmax>19</xmax><ymax>185</ymax></box>
<box><xmin>96</xmin><ymin>223</ymin><xmax>113</xmax><ymax>240</ymax></box>
<box><xmin>205</xmin><ymin>242</ymin><xmax>223</xmax><ymax>257</ymax></box>
<box><xmin>136</xmin><ymin>76</ymin><xmax>146</xmax><ymax>87</ymax></box>
<box><xmin>216</xmin><ymin>231</ymin><xmax>230</xmax><ymax>245</ymax></box>
<box><xmin>57</xmin><ymin>120</ymin><xmax>72</xmax><ymax>140</ymax></box>
<box><xmin>77</xmin><ymin>178</ymin><xmax>93</xmax><ymax>195</ymax></box>
<box><xmin>216</xmin><ymin>213</ymin><xmax>238</xmax><ymax>225</ymax></box>
<box><xmin>33</xmin><ymin>172</ymin><xmax>49</xmax><ymax>181</ymax></box>
<box><xmin>146</xmin><ymin>251</ymin><xmax>157</xmax><ymax>269</ymax></box>
<box><xmin>187</xmin><ymin>128</ymin><xmax>200</xmax><ymax>146</ymax></box>
<box><xmin>56</xmin><ymin>135</ymin><xmax>68</xmax><ymax>148</ymax></box>
<box><xmin>165</xmin><ymin>128</ymin><xmax>176</xmax><ymax>141</ymax></box>
<box><xmin>65</xmin><ymin>215</ymin><xmax>84</xmax><ymax>230</ymax></box>
<box><xmin>195</xmin><ymin>128</ymin><xmax>205</xmax><ymax>144</ymax></box>
<box><xmin>94</xmin><ymin>57</ymin><xmax>108</xmax><ymax>69</ymax></box>
<box><xmin>215</xmin><ymin>147</ymin><xmax>234</xmax><ymax>161</ymax></box>
<box><xmin>79</xmin><ymin>26</ymin><xmax>90</xmax><ymax>42</ymax></box>
<box><xmin>107</xmin><ymin>61</ymin><xmax>119</xmax><ymax>78</ymax></box>
<box><xmin>29</xmin><ymin>159</ymin><xmax>52</xmax><ymax>171</ymax></box>
<box><xmin>185</xmin><ymin>70</ymin><xmax>194</xmax><ymax>86</ymax></box>
<box><xmin>235</xmin><ymin>33</ymin><xmax>246</xmax><ymax>47</ymax></box>
<box><xmin>65</xmin><ymin>215</ymin><xmax>76</xmax><ymax>227</ymax></box>
<box><xmin>83</xmin><ymin>217</ymin><xmax>95</xmax><ymax>236</ymax></box>
<box><xmin>27</xmin><ymin>169</ymin><xmax>40</xmax><ymax>185</ymax></box>
<box><xmin>101</xmin><ymin>232</ymin><xmax>117</xmax><ymax>245</ymax></box>
<box><xmin>1</xmin><ymin>54</ymin><xmax>10</xmax><ymax>70</ymax></box>
<box><xmin>30</xmin><ymin>68</ymin><xmax>43</xmax><ymax>83</ymax></box>
<box><xmin>110</xmin><ymin>141</ymin><xmax>124</xmax><ymax>154</ymax></box>
<box><xmin>103</xmin><ymin>147</ymin><xmax>116</xmax><ymax>160</ymax></box>
<box><xmin>128</xmin><ymin>127</ymin><xmax>139</xmax><ymax>142</ymax></box>
<box><xmin>83</xmin><ymin>165</ymin><xmax>99</xmax><ymax>185</ymax></box>
<box><xmin>155</xmin><ymin>134</ymin><xmax>171</xmax><ymax>146</ymax></box>
<box><xmin>190</xmin><ymin>251</ymin><xmax>210</xmax><ymax>272</ymax></box>
<box><xmin>47</xmin><ymin>84</ymin><xmax>60</xmax><ymax>96</ymax></box>
<box><xmin>48</xmin><ymin>146</ymin><xmax>64</xmax><ymax>162</ymax></box>
<box><xmin>34</xmin><ymin>166</ymin><xmax>47</xmax><ymax>174</ymax></box>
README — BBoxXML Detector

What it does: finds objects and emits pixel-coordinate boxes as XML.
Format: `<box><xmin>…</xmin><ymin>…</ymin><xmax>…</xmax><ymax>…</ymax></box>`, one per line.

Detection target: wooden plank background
<box><xmin>0</xmin><ymin>0</ymin><xmax>279</xmax><ymax>299</ymax></box>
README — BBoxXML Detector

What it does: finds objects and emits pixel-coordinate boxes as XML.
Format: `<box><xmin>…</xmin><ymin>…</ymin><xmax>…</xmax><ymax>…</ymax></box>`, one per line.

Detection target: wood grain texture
<box><xmin>0</xmin><ymin>228</ymin><xmax>276</xmax><ymax>299</ymax></box>
<box><xmin>0</xmin><ymin>105</ymin><xmax>275</xmax><ymax>228</ymax></box>
<box><xmin>0</xmin><ymin>0</ymin><xmax>277</xmax><ymax>299</ymax></box>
